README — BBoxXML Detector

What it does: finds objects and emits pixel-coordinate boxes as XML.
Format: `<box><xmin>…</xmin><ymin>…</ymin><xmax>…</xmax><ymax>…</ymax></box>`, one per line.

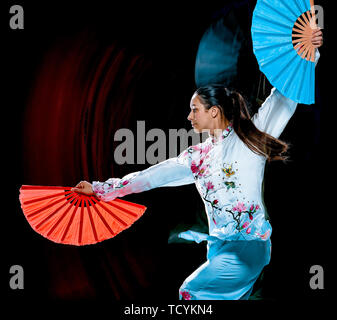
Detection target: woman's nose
<box><xmin>187</xmin><ymin>111</ymin><xmax>193</xmax><ymax>121</ymax></box>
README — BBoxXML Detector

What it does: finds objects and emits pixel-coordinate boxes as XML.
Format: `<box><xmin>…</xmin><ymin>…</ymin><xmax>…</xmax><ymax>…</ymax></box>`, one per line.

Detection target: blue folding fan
<box><xmin>251</xmin><ymin>0</ymin><xmax>317</xmax><ymax>104</ymax></box>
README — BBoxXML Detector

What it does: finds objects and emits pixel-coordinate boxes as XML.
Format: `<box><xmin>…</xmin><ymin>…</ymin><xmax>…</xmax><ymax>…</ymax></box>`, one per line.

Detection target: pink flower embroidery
<box><xmin>96</xmin><ymin>184</ymin><xmax>115</xmax><ymax>195</ymax></box>
<box><xmin>116</xmin><ymin>180</ymin><xmax>130</xmax><ymax>189</ymax></box>
<box><xmin>256</xmin><ymin>230</ymin><xmax>271</xmax><ymax>240</ymax></box>
<box><xmin>249</xmin><ymin>204</ymin><xmax>260</xmax><ymax>212</ymax></box>
<box><xmin>199</xmin><ymin>166</ymin><xmax>207</xmax><ymax>175</ymax></box>
<box><xmin>188</xmin><ymin>143</ymin><xmax>213</xmax><ymax>179</ymax></box>
<box><xmin>190</xmin><ymin>159</ymin><xmax>209</xmax><ymax>178</ymax></box>
<box><xmin>206</xmin><ymin>181</ymin><xmax>214</xmax><ymax>190</ymax></box>
<box><xmin>246</xmin><ymin>227</ymin><xmax>252</xmax><ymax>234</ymax></box>
<box><xmin>242</xmin><ymin>222</ymin><xmax>249</xmax><ymax>229</ymax></box>
<box><xmin>191</xmin><ymin>161</ymin><xmax>199</xmax><ymax>174</ymax></box>
<box><xmin>247</xmin><ymin>204</ymin><xmax>260</xmax><ymax>220</ymax></box>
<box><xmin>201</xmin><ymin>144</ymin><xmax>212</xmax><ymax>154</ymax></box>
<box><xmin>192</xmin><ymin>143</ymin><xmax>212</xmax><ymax>154</ymax></box>
<box><xmin>232</xmin><ymin>202</ymin><xmax>247</xmax><ymax>213</ymax></box>
<box><xmin>180</xmin><ymin>290</ymin><xmax>192</xmax><ymax>300</ymax></box>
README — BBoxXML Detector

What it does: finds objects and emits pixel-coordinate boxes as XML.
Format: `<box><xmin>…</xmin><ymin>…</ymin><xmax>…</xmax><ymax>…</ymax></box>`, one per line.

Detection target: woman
<box><xmin>72</xmin><ymin>30</ymin><xmax>323</xmax><ymax>300</ymax></box>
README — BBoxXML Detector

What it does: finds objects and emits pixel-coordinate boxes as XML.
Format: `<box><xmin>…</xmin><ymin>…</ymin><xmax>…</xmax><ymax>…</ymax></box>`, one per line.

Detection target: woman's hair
<box><xmin>195</xmin><ymin>83</ymin><xmax>289</xmax><ymax>161</ymax></box>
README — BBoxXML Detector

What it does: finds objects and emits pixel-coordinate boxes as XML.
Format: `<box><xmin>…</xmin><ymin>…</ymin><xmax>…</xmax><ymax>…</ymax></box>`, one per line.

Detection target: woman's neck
<box><xmin>210</xmin><ymin>119</ymin><xmax>230</xmax><ymax>137</ymax></box>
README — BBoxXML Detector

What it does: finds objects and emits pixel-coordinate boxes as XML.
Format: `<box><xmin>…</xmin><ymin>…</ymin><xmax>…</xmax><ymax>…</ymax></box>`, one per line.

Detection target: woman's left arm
<box><xmin>91</xmin><ymin>147</ymin><xmax>195</xmax><ymax>202</ymax></box>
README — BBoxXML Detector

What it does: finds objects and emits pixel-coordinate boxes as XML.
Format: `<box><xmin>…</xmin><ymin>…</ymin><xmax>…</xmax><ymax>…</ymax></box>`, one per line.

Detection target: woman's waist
<box><xmin>178</xmin><ymin>220</ymin><xmax>272</xmax><ymax>243</ymax></box>
<box><xmin>209</xmin><ymin>216</ymin><xmax>272</xmax><ymax>240</ymax></box>
<box><xmin>205</xmin><ymin>203</ymin><xmax>272</xmax><ymax>241</ymax></box>
<box><xmin>204</xmin><ymin>196</ymin><xmax>266</xmax><ymax>219</ymax></box>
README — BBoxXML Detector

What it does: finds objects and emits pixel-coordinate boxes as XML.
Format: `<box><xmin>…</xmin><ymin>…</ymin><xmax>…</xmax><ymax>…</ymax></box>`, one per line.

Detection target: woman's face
<box><xmin>187</xmin><ymin>93</ymin><xmax>213</xmax><ymax>133</ymax></box>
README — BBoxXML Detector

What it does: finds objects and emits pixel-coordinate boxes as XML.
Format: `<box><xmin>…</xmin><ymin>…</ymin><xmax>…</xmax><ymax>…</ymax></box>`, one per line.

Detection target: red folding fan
<box><xmin>19</xmin><ymin>185</ymin><xmax>147</xmax><ymax>246</ymax></box>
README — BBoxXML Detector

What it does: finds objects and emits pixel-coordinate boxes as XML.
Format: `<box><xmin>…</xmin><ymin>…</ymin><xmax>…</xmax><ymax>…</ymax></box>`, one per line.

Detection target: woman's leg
<box><xmin>178</xmin><ymin>239</ymin><xmax>271</xmax><ymax>300</ymax></box>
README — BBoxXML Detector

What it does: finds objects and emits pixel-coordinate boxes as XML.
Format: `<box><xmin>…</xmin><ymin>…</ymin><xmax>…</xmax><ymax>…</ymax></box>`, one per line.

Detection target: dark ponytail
<box><xmin>195</xmin><ymin>84</ymin><xmax>289</xmax><ymax>162</ymax></box>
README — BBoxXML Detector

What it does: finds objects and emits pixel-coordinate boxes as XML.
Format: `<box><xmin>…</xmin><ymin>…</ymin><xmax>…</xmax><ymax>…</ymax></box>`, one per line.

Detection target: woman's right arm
<box><xmin>91</xmin><ymin>148</ymin><xmax>195</xmax><ymax>202</ymax></box>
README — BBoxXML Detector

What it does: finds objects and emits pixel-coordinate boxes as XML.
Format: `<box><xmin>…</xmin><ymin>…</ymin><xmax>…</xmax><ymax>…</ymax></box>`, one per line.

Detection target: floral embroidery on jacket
<box><xmin>202</xmin><ymin>180</ymin><xmax>221</xmax><ymax>225</ymax></box>
<box><xmin>256</xmin><ymin>230</ymin><xmax>271</xmax><ymax>240</ymax></box>
<box><xmin>188</xmin><ymin>144</ymin><xmax>213</xmax><ymax>179</ymax></box>
<box><xmin>221</xmin><ymin>162</ymin><xmax>238</xmax><ymax>192</ymax></box>
<box><xmin>222</xmin><ymin>163</ymin><xmax>235</xmax><ymax>178</ymax></box>
<box><xmin>94</xmin><ymin>173</ymin><xmax>138</xmax><ymax>199</ymax></box>
<box><xmin>115</xmin><ymin>180</ymin><xmax>130</xmax><ymax>188</ymax></box>
<box><xmin>211</xmin><ymin>122</ymin><xmax>233</xmax><ymax>144</ymax></box>
<box><xmin>92</xmin><ymin>184</ymin><xmax>106</xmax><ymax>197</ymax></box>
<box><xmin>103</xmin><ymin>178</ymin><xmax>130</xmax><ymax>191</ymax></box>
<box><xmin>226</xmin><ymin>202</ymin><xmax>260</xmax><ymax>235</ymax></box>
<box><xmin>196</xmin><ymin>160</ymin><xmax>242</xmax><ymax>226</ymax></box>
<box><xmin>191</xmin><ymin>158</ymin><xmax>210</xmax><ymax>179</ymax></box>
<box><xmin>224</xmin><ymin>181</ymin><xmax>236</xmax><ymax>190</ymax></box>
<box><xmin>180</xmin><ymin>289</ymin><xmax>193</xmax><ymax>300</ymax></box>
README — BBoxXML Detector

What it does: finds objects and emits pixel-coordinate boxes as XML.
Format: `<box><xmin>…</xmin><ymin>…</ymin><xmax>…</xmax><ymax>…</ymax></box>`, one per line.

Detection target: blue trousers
<box><xmin>178</xmin><ymin>238</ymin><xmax>271</xmax><ymax>300</ymax></box>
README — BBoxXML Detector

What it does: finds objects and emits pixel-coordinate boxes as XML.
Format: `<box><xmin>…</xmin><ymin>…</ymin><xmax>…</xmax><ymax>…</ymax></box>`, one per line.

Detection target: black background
<box><xmin>2</xmin><ymin>0</ymin><xmax>332</xmax><ymax>317</ymax></box>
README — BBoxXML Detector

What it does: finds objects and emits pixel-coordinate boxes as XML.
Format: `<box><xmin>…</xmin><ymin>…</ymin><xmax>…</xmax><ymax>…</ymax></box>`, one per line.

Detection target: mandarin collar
<box><xmin>209</xmin><ymin>122</ymin><xmax>233</xmax><ymax>145</ymax></box>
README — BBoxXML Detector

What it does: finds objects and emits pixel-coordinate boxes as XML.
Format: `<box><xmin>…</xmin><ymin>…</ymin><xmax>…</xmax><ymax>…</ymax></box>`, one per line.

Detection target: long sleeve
<box><xmin>252</xmin><ymin>49</ymin><xmax>320</xmax><ymax>139</ymax></box>
<box><xmin>92</xmin><ymin>148</ymin><xmax>195</xmax><ymax>202</ymax></box>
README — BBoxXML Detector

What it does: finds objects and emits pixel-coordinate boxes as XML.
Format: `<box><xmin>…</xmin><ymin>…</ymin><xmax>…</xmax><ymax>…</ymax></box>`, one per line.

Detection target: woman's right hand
<box><xmin>71</xmin><ymin>180</ymin><xmax>95</xmax><ymax>195</ymax></box>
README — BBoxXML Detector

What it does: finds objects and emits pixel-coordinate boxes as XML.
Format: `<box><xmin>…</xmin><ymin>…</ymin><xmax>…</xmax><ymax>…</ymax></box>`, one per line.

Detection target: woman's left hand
<box><xmin>311</xmin><ymin>28</ymin><xmax>323</xmax><ymax>48</ymax></box>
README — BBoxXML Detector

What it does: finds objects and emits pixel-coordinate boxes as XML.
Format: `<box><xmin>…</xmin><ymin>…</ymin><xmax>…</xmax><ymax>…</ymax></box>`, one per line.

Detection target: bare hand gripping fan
<box><xmin>19</xmin><ymin>185</ymin><xmax>147</xmax><ymax>246</ymax></box>
<box><xmin>251</xmin><ymin>0</ymin><xmax>317</xmax><ymax>104</ymax></box>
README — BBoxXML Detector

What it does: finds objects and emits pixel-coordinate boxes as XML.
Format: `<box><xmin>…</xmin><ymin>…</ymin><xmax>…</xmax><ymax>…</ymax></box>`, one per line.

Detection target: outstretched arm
<box><xmin>88</xmin><ymin>148</ymin><xmax>195</xmax><ymax>202</ymax></box>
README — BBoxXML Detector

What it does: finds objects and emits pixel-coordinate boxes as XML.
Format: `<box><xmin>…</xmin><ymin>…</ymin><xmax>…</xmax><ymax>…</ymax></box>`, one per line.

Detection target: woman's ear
<box><xmin>211</xmin><ymin>106</ymin><xmax>219</xmax><ymax>118</ymax></box>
